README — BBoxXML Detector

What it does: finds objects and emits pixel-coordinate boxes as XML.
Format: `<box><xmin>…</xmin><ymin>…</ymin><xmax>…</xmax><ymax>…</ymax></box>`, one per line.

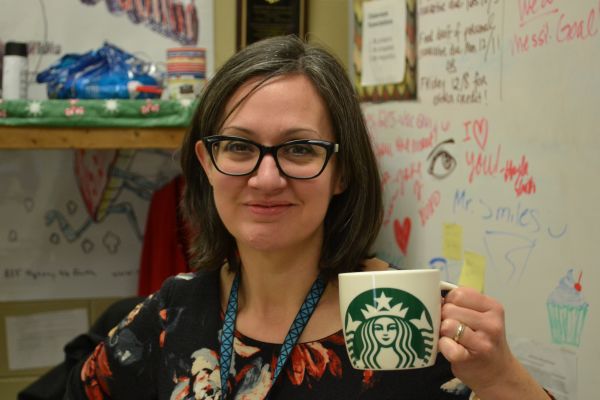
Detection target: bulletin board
<box><xmin>0</xmin><ymin>0</ymin><xmax>213</xmax><ymax>301</ymax></box>
<box><xmin>355</xmin><ymin>1</ymin><xmax>600</xmax><ymax>399</ymax></box>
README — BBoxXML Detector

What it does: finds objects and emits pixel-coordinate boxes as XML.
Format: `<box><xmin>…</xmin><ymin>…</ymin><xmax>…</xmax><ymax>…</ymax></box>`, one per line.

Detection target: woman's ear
<box><xmin>195</xmin><ymin>140</ymin><xmax>213</xmax><ymax>185</ymax></box>
<box><xmin>333</xmin><ymin>174</ymin><xmax>346</xmax><ymax>195</ymax></box>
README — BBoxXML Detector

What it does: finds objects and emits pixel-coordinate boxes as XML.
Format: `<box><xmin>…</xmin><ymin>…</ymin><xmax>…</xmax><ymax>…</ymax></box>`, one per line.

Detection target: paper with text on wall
<box><xmin>5</xmin><ymin>308</ymin><xmax>88</xmax><ymax>370</ymax></box>
<box><xmin>510</xmin><ymin>336</ymin><xmax>576</xmax><ymax>400</ymax></box>
<box><xmin>361</xmin><ymin>0</ymin><xmax>406</xmax><ymax>86</ymax></box>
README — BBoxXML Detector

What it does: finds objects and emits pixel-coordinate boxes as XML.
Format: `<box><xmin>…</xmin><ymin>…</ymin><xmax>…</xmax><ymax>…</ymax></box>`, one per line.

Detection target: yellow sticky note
<box><xmin>442</xmin><ymin>223</ymin><xmax>463</xmax><ymax>260</ymax></box>
<box><xmin>458</xmin><ymin>251</ymin><xmax>486</xmax><ymax>292</ymax></box>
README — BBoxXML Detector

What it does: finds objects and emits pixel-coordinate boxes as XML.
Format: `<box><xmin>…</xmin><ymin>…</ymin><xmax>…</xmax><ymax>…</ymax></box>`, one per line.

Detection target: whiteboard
<box><xmin>354</xmin><ymin>1</ymin><xmax>600</xmax><ymax>399</ymax></box>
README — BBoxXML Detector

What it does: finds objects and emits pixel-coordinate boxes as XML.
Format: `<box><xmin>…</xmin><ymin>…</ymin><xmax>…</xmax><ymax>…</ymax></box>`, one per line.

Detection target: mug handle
<box><xmin>440</xmin><ymin>281</ymin><xmax>457</xmax><ymax>291</ymax></box>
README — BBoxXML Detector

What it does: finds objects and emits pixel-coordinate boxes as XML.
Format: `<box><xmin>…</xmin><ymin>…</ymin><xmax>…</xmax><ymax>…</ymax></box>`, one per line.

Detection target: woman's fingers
<box><xmin>442</xmin><ymin>287</ymin><xmax>506</xmax><ymax>333</ymax></box>
<box><xmin>440</xmin><ymin>288</ymin><xmax>508</xmax><ymax>361</ymax></box>
<box><xmin>440</xmin><ymin>319</ymin><xmax>468</xmax><ymax>343</ymax></box>
<box><xmin>438</xmin><ymin>335</ymin><xmax>470</xmax><ymax>363</ymax></box>
<box><xmin>441</xmin><ymin>302</ymin><xmax>485</xmax><ymax>331</ymax></box>
<box><xmin>445</xmin><ymin>286</ymin><xmax>498</xmax><ymax>313</ymax></box>
<box><xmin>438</xmin><ymin>289</ymin><xmax>540</xmax><ymax>397</ymax></box>
<box><xmin>440</xmin><ymin>318</ymin><xmax>475</xmax><ymax>349</ymax></box>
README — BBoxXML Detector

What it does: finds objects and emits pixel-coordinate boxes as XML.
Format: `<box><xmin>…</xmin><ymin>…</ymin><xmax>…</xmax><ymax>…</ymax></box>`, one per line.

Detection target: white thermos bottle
<box><xmin>2</xmin><ymin>42</ymin><xmax>28</xmax><ymax>100</ymax></box>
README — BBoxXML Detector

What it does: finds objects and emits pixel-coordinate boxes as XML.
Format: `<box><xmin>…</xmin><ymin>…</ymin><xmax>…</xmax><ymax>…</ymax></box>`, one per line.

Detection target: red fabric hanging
<box><xmin>137</xmin><ymin>175</ymin><xmax>192</xmax><ymax>296</ymax></box>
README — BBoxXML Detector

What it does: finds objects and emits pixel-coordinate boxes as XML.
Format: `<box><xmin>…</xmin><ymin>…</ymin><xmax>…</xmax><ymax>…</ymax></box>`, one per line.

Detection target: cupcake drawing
<box><xmin>546</xmin><ymin>269</ymin><xmax>588</xmax><ymax>347</ymax></box>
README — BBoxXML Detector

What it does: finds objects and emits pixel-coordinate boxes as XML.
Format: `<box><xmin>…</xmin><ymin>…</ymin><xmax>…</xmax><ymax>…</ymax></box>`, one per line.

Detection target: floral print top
<box><xmin>66</xmin><ymin>270</ymin><xmax>473</xmax><ymax>400</ymax></box>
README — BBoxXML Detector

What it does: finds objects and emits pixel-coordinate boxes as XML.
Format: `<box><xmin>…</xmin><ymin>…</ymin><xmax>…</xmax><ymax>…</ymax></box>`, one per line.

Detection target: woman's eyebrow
<box><xmin>220</xmin><ymin>126</ymin><xmax>322</xmax><ymax>139</ymax></box>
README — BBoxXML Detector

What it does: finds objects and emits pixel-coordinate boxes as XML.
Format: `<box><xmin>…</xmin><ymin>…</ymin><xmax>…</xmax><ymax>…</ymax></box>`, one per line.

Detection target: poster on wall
<box><xmin>0</xmin><ymin>0</ymin><xmax>212</xmax><ymax>301</ymax></box>
<box><xmin>0</xmin><ymin>149</ymin><xmax>181</xmax><ymax>301</ymax></box>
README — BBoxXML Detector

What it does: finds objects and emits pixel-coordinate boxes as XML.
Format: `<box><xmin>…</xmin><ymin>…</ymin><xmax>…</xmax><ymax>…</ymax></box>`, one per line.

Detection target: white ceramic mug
<box><xmin>338</xmin><ymin>269</ymin><xmax>456</xmax><ymax>370</ymax></box>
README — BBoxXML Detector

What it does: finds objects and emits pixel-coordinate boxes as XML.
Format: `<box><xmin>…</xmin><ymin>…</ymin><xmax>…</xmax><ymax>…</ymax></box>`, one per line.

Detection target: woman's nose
<box><xmin>248</xmin><ymin>154</ymin><xmax>287</xmax><ymax>190</ymax></box>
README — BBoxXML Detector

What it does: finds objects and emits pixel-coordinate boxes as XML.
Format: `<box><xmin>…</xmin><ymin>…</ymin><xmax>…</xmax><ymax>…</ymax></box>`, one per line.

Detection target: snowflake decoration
<box><xmin>27</xmin><ymin>101</ymin><xmax>43</xmax><ymax>116</ymax></box>
<box><xmin>104</xmin><ymin>99</ymin><xmax>119</xmax><ymax>113</ymax></box>
<box><xmin>178</xmin><ymin>98</ymin><xmax>193</xmax><ymax>108</ymax></box>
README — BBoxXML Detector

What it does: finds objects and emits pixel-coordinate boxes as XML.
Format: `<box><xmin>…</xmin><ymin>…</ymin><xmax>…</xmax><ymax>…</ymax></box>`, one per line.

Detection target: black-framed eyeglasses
<box><xmin>201</xmin><ymin>135</ymin><xmax>339</xmax><ymax>179</ymax></box>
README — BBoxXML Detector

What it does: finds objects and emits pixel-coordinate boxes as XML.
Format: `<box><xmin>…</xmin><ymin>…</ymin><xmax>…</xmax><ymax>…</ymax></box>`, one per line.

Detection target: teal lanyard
<box><xmin>219</xmin><ymin>273</ymin><xmax>326</xmax><ymax>399</ymax></box>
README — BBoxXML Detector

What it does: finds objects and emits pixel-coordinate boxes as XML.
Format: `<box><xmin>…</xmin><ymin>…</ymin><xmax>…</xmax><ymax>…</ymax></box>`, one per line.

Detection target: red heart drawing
<box><xmin>473</xmin><ymin>118</ymin><xmax>489</xmax><ymax>151</ymax></box>
<box><xmin>393</xmin><ymin>217</ymin><xmax>411</xmax><ymax>255</ymax></box>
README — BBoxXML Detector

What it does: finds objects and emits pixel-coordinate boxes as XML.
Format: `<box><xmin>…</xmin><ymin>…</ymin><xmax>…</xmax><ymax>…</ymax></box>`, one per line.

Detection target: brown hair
<box><xmin>180</xmin><ymin>35</ymin><xmax>382</xmax><ymax>281</ymax></box>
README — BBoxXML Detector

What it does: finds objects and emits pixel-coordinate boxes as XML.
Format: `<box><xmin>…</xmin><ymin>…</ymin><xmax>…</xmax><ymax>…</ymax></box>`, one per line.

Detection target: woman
<box><xmin>65</xmin><ymin>35</ymin><xmax>552</xmax><ymax>399</ymax></box>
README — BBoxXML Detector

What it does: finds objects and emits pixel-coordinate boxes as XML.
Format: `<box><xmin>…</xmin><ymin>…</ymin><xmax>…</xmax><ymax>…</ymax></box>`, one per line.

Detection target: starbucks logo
<box><xmin>345</xmin><ymin>288</ymin><xmax>434</xmax><ymax>369</ymax></box>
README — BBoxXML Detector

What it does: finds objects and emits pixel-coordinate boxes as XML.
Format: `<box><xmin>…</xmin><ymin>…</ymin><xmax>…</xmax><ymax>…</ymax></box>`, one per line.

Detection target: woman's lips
<box><xmin>245</xmin><ymin>202</ymin><xmax>293</xmax><ymax>216</ymax></box>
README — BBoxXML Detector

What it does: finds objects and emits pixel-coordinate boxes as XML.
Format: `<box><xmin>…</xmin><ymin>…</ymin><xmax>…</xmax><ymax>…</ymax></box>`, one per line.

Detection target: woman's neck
<box><xmin>218</xmin><ymin>240</ymin><xmax>330</xmax><ymax>343</ymax></box>
<box><xmin>236</xmin><ymin>245</ymin><xmax>322</xmax><ymax>318</ymax></box>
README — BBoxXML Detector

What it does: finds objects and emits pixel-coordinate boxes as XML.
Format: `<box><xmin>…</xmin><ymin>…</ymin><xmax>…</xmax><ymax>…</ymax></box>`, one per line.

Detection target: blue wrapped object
<box><xmin>36</xmin><ymin>42</ymin><xmax>161</xmax><ymax>99</ymax></box>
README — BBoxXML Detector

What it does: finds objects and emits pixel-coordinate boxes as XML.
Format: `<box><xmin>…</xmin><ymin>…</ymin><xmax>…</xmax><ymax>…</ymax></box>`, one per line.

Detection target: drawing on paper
<box><xmin>45</xmin><ymin>149</ymin><xmax>171</xmax><ymax>250</ymax></box>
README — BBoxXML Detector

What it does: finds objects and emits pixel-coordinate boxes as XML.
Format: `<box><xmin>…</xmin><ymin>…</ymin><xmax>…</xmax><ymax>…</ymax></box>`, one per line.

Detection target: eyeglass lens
<box><xmin>210</xmin><ymin>138</ymin><xmax>329</xmax><ymax>178</ymax></box>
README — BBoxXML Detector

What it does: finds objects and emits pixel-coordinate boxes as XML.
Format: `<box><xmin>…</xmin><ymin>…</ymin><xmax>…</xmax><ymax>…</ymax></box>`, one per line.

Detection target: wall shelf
<box><xmin>0</xmin><ymin>126</ymin><xmax>186</xmax><ymax>149</ymax></box>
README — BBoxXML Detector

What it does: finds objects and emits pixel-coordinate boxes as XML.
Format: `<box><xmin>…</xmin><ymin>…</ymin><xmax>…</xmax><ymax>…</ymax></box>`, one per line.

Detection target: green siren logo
<box><xmin>345</xmin><ymin>288</ymin><xmax>434</xmax><ymax>369</ymax></box>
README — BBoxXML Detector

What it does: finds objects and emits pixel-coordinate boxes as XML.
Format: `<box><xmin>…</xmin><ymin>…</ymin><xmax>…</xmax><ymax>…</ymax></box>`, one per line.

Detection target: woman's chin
<box><xmin>233</xmin><ymin>224</ymin><xmax>323</xmax><ymax>254</ymax></box>
<box><xmin>238</xmin><ymin>233</ymin><xmax>290</xmax><ymax>253</ymax></box>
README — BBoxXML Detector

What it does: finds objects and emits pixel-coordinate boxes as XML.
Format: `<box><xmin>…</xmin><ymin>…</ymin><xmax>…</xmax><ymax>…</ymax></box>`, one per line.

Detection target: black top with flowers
<box><xmin>65</xmin><ymin>269</ymin><xmax>471</xmax><ymax>400</ymax></box>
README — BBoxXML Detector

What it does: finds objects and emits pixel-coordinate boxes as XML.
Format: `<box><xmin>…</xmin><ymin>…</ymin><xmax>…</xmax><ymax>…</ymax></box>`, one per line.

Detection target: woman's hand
<box><xmin>438</xmin><ymin>287</ymin><xmax>550</xmax><ymax>399</ymax></box>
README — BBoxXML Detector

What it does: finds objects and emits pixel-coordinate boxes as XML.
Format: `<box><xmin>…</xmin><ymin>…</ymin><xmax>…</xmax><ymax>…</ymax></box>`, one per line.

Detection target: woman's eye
<box><xmin>284</xmin><ymin>144</ymin><xmax>315</xmax><ymax>156</ymax></box>
<box><xmin>224</xmin><ymin>141</ymin><xmax>254</xmax><ymax>153</ymax></box>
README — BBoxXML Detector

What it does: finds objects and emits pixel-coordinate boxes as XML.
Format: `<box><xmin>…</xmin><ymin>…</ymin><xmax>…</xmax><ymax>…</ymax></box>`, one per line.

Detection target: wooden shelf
<box><xmin>0</xmin><ymin>126</ymin><xmax>186</xmax><ymax>149</ymax></box>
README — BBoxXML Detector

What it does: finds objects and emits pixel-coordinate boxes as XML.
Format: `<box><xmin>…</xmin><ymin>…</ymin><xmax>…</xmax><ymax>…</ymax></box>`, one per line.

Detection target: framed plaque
<box><xmin>237</xmin><ymin>0</ymin><xmax>308</xmax><ymax>50</ymax></box>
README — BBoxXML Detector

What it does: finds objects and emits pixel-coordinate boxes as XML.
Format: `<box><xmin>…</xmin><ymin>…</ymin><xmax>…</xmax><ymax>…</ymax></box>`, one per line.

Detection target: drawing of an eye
<box><xmin>427</xmin><ymin>139</ymin><xmax>456</xmax><ymax>179</ymax></box>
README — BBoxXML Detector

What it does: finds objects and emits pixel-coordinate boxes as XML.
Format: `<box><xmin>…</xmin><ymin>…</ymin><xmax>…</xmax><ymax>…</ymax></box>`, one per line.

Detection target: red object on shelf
<box><xmin>136</xmin><ymin>85</ymin><xmax>163</xmax><ymax>95</ymax></box>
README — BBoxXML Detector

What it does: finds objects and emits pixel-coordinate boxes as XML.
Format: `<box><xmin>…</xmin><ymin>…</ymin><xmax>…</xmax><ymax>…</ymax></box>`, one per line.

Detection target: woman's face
<box><xmin>196</xmin><ymin>74</ymin><xmax>343</xmax><ymax>254</ymax></box>
<box><xmin>373</xmin><ymin>317</ymin><xmax>398</xmax><ymax>347</ymax></box>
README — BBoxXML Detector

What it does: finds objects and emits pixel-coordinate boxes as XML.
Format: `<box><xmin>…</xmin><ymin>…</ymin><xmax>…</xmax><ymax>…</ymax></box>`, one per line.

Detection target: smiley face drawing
<box><xmin>345</xmin><ymin>288</ymin><xmax>434</xmax><ymax>370</ymax></box>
